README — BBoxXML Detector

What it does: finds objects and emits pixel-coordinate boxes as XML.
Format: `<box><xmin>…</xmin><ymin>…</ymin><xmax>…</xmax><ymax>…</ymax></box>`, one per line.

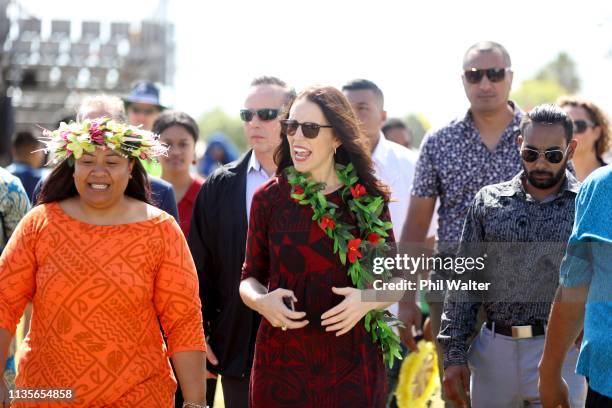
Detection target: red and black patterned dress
<box><xmin>241</xmin><ymin>175</ymin><xmax>391</xmax><ymax>408</ymax></box>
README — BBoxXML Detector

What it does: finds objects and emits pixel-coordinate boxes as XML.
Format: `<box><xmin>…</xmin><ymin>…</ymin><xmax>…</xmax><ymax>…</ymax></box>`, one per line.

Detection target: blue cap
<box><xmin>124</xmin><ymin>81</ymin><xmax>164</xmax><ymax>108</ymax></box>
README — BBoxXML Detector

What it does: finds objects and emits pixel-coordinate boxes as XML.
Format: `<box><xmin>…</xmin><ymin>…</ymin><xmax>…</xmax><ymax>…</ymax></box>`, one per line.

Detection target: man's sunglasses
<box><xmin>280</xmin><ymin>119</ymin><xmax>333</xmax><ymax>139</ymax></box>
<box><xmin>464</xmin><ymin>68</ymin><xmax>511</xmax><ymax>84</ymax></box>
<box><xmin>240</xmin><ymin>108</ymin><xmax>280</xmax><ymax>122</ymax></box>
<box><xmin>573</xmin><ymin>119</ymin><xmax>596</xmax><ymax>134</ymax></box>
<box><xmin>521</xmin><ymin>146</ymin><xmax>569</xmax><ymax>164</ymax></box>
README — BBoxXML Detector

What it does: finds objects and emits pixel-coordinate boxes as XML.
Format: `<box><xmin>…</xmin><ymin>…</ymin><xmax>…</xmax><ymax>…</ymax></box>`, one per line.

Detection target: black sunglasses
<box><xmin>573</xmin><ymin>119</ymin><xmax>596</xmax><ymax>134</ymax></box>
<box><xmin>280</xmin><ymin>119</ymin><xmax>333</xmax><ymax>139</ymax></box>
<box><xmin>240</xmin><ymin>108</ymin><xmax>280</xmax><ymax>122</ymax></box>
<box><xmin>464</xmin><ymin>68</ymin><xmax>510</xmax><ymax>84</ymax></box>
<box><xmin>521</xmin><ymin>146</ymin><xmax>569</xmax><ymax>164</ymax></box>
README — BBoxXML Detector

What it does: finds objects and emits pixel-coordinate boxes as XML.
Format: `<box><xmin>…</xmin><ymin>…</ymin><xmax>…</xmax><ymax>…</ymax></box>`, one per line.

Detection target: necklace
<box><xmin>286</xmin><ymin>163</ymin><xmax>403</xmax><ymax>367</ymax></box>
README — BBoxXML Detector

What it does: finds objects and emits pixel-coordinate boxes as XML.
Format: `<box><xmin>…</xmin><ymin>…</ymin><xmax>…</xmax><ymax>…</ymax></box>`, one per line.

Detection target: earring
<box><xmin>334</xmin><ymin>146</ymin><xmax>337</xmax><ymax>155</ymax></box>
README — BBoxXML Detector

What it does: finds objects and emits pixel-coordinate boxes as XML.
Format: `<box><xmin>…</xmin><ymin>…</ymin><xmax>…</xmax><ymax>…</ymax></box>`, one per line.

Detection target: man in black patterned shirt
<box><xmin>439</xmin><ymin>105</ymin><xmax>586</xmax><ymax>407</ymax></box>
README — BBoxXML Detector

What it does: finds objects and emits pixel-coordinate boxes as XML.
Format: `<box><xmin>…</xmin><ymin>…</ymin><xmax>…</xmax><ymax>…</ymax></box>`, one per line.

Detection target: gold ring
<box><xmin>281</xmin><ymin>325</ymin><xmax>287</xmax><ymax>331</ymax></box>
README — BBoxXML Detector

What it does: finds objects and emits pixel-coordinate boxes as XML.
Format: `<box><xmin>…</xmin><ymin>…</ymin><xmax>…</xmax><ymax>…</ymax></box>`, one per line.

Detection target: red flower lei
<box><xmin>286</xmin><ymin>163</ymin><xmax>403</xmax><ymax>367</ymax></box>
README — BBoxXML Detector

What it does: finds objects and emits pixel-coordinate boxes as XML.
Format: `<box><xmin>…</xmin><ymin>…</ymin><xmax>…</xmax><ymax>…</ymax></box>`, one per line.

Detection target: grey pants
<box><xmin>468</xmin><ymin>324</ymin><xmax>587</xmax><ymax>407</ymax></box>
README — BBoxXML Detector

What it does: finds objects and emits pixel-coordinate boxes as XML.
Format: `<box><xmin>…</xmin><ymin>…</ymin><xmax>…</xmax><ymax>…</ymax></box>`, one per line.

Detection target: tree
<box><xmin>535</xmin><ymin>52</ymin><xmax>580</xmax><ymax>94</ymax></box>
<box><xmin>511</xmin><ymin>51</ymin><xmax>581</xmax><ymax>111</ymax></box>
<box><xmin>403</xmin><ymin>113</ymin><xmax>431</xmax><ymax>149</ymax></box>
<box><xmin>511</xmin><ymin>79</ymin><xmax>568</xmax><ymax>111</ymax></box>
<box><xmin>198</xmin><ymin>107</ymin><xmax>247</xmax><ymax>152</ymax></box>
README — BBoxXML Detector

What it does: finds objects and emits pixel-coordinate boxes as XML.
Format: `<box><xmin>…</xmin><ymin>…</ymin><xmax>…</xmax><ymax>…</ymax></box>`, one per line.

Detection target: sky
<box><xmin>14</xmin><ymin>0</ymin><xmax>612</xmax><ymax>129</ymax></box>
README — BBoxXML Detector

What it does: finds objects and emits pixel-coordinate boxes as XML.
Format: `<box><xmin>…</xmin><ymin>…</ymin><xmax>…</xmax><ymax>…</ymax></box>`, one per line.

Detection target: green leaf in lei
<box><xmin>316</xmin><ymin>192</ymin><xmax>327</xmax><ymax>209</ymax></box>
<box><xmin>285</xmin><ymin>163</ymin><xmax>403</xmax><ymax>368</ymax></box>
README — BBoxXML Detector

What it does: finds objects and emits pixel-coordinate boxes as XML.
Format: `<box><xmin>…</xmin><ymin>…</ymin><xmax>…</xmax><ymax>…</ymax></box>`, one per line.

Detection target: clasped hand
<box><xmin>258</xmin><ymin>287</ymin><xmax>374</xmax><ymax>335</ymax></box>
<box><xmin>321</xmin><ymin>287</ymin><xmax>375</xmax><ymax>336</ymax></box>
<box><xmin>256</xmin><ymin>288</ymin><xmax>308</xmax><ymax>330</ymax></box>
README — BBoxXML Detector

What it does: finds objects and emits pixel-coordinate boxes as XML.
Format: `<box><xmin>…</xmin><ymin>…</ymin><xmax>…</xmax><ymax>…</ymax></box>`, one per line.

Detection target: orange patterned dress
<box><xmin>0</xmin><ymin>202</ymin><xmax>206</xmax><ymax>407</ymax></box>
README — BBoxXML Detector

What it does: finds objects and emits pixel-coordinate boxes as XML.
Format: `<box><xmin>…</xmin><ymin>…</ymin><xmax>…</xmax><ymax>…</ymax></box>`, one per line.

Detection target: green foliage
<box><xmin>511</xmin><ymin>79</ymin><xmax>568</xmax><ymax>111</ymax></box>
<box><xmin>535</xmin><ymin>52</ymin><xmax>580</xmax><ymax>94</ymax></box>
<box><xmin>512</xmin><ymin>51</ymin><xmax>580</xmax><ymax>111</ymax></box>
<box><xmin>197</xmin><ymin>107</ymin><xmax>247</xmax><ymax>152</ymax></box>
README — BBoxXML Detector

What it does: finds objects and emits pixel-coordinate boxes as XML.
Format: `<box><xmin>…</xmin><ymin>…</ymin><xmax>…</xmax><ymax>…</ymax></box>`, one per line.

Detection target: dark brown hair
<box><xmin>557</xmin><ymin>95</ymin><xmax>611</xmax><ymax>160</ymax></box>
<box><xmin>152</xmin><ymin>110</ymin><xmax>199</xmax><ymax>143</ymax></box>
<box><xmin>37</xmin><ymin>158</ymin><xmax>152</xmax><ymax>205</ymax></box>
<box><xmin>274</xmin><ymin>85</ymin><xmax>389</xmax><ymax>201</ymax></box>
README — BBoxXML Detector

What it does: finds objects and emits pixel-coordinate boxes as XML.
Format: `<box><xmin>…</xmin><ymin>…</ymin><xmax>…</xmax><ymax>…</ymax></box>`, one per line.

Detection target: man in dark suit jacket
<box><xmin>188</xmin><ymin>76</ymin><xmax>295</xmax><ymax>408</ymax></box>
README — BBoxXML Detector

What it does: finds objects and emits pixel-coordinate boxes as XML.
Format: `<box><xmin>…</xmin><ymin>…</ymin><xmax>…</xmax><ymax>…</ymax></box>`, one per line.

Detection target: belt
<box><xmin>485</xmin><ymin>320</ymin><xmax>546</xmax><ymax>339</ymax></box>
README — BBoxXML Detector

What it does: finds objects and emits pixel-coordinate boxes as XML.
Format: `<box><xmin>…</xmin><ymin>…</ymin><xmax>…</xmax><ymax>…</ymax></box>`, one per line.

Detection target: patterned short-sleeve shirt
<box><xmin>0</xmin><ymin>167</ymin><xmax>29</xmax><ymax>253</ymax></box>
<box><xmin>412</xmin><ymin>102</ymin><xmax>523</xmax><ymax>254</ymax></box>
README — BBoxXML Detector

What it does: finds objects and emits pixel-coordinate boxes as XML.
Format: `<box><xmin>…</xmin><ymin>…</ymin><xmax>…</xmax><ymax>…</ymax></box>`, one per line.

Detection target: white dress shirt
<box><xmin>372</xmin><ymin>134</ymin><xmax>417</xmax><ymax>241</ymax></box>
<box><xmin>372</xmin><ymin>134</ymin><xmax>418</xmax><ymax>319</ymax></box>
<box><xmin>246</xmin><ymin>152</ymin><xmax>272</xmax><ymax>222</ymax></box>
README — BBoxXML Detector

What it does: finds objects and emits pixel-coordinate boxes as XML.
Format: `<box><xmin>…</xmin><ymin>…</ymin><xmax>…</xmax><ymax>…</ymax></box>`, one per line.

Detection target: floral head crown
<box><xmin>40</xmin><ymin>117</ymin><xmax>168</xmax><ymax>165</ymax></box>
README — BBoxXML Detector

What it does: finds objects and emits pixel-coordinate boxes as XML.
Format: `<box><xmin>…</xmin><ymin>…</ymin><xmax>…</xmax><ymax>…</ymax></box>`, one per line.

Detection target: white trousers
<box><xmin>467</xmin><ymin>324</ymin><xmax>587</xmax><ymax>408</ymax></box>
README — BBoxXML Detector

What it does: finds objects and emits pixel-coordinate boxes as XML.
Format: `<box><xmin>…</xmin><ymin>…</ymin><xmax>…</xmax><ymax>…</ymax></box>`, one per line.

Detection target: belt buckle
<box><xmin>511</xmin><ymin>325</ymin><xmax>533</xmax><ymax>339</ymax></box>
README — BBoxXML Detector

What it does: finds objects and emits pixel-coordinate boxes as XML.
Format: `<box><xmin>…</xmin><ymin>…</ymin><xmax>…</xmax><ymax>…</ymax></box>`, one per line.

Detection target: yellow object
<box><xmin>395</xmin><ymin>340</ymin><xmax>440</xmax><ymax>408</ymax></box>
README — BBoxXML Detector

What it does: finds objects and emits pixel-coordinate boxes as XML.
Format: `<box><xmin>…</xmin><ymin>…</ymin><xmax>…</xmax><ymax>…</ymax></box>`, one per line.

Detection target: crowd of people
<box><xmin>0</xmin><ymin>40</ymin><xmax>610</xmax><ymax>408</ymax></box>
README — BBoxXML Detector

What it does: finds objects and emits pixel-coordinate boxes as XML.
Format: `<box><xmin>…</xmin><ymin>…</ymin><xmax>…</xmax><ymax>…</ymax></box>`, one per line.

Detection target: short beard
<box><xmin>522</xmin><ymin>161</ymin><xmax>567</xmax><ymax>189</ymax></box>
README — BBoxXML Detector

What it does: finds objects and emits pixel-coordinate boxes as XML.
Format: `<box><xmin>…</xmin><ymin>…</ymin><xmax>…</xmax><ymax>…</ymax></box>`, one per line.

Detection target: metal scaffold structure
<box><xmin>0</xmin><ymin>0</ymin><xmax>174</xmax><ymax>164</ymax></box>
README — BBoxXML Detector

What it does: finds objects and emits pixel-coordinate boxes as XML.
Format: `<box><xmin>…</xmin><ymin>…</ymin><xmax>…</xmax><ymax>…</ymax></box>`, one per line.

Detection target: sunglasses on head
<box><xmin>280</xmin><ymin>119</ymin><xmax>333</xmax><ymax>139</ymax></box>
<box><xmin>573</xmin><ymin>119</ymin><xmax>596</xmax><ymax>134</ymax></box>
<box><xmin>464</xmin><ymin>68</ymin><xmax>510</xmax><ymax>84</ymax></box>
<box><xmin>240</xmin><ymin>108</ymin><xmax>280</xmax><ymax>122</ymax></box>
<box><xmin>521</xmin><ymin>146</ymin><xmax>569</xmax><ymax>164</ymax></box>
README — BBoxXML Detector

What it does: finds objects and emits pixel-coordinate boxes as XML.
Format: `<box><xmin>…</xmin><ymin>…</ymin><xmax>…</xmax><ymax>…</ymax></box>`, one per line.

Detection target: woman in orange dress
<box><xmin>0</xmin><ymin>118</ymin><xmax>207</xmax><ymax>407</ymax></box>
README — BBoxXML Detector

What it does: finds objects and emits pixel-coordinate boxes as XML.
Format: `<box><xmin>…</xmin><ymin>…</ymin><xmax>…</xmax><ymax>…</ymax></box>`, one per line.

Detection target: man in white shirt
<box><xmin>342</xmin><ymin>79</ymin><xmax>417</xmax><ymax>408</ymax></box>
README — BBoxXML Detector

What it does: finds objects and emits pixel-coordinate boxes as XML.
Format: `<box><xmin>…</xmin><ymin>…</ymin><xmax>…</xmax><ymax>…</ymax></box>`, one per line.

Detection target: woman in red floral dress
<box><xmin>239</xmin><ymin>86</ymin><xmax>400</xmax><ymax>407</ymax></box>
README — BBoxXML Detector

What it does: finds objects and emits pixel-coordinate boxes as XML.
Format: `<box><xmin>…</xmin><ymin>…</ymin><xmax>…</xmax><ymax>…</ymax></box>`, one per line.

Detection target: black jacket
<box><xmin>187</xmin><ymin>151</ymin><xmax>260</xmax><ymax>378</ymax></box>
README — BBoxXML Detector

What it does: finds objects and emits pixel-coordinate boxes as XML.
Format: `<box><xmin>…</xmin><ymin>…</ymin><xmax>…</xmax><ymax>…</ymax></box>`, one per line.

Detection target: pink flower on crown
<box><xmin>89</xmin><ymin>122</ymin><xmax>105</xmax><ymax>145</ymax></box>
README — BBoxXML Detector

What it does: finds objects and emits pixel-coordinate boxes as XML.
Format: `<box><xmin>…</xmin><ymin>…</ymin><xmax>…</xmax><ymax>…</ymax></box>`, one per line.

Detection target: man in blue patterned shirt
<box><xmin>399</xmin><ymin>41</ymin><xmax>523</xmax><ymax>399</ymax></box>
<box><xmin>439</xmin><ymin>105</ymin><xmax>586</xmax><ymax>407</ymax></box>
